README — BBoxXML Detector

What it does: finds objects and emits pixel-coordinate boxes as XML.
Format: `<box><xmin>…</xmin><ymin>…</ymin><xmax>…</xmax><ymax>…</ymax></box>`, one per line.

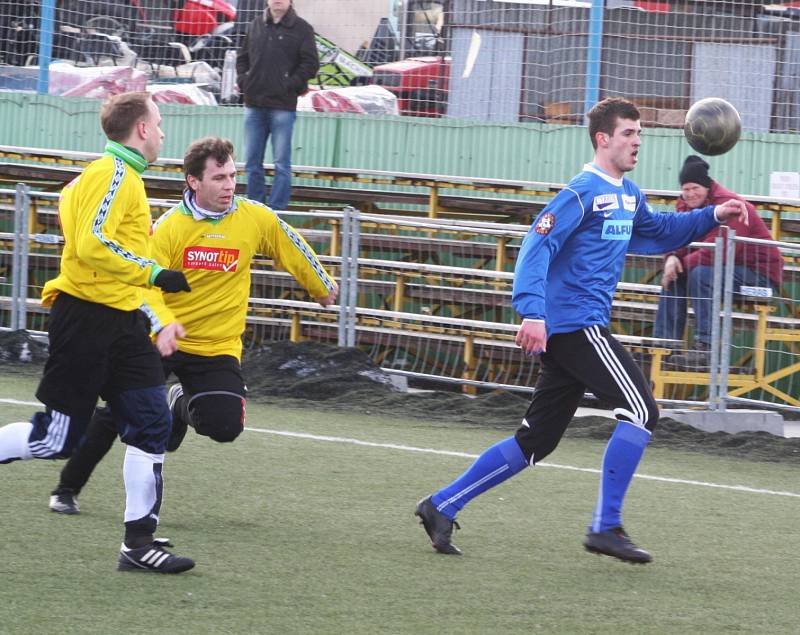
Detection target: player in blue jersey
<box><xmin>415</xmin><ymin>98</ymin><xmax>748</xmax><ymax>563</ymax></box>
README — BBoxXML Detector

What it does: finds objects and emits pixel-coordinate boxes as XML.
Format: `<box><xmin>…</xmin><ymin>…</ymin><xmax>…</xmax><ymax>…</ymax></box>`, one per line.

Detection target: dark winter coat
<box><xmin>235</xmin><ymin>7</ymin><xmax>319</xmax><ymax>110</ymax></box>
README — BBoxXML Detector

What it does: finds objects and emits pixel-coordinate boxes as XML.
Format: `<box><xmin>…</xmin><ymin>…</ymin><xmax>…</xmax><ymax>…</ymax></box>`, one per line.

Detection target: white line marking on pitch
<box><xmin>245</xmin><ymin>427</ymin><xmax>800</xmax><ymax>499</ymax></box>
<box><xmin>1</xmin><ymin>399</ymin><xmax>40</xmax><ymax>406</ymax></box>
<box><xmin>2</xmin><ymin>398</ymin><xmax>797</xmax><ymax>499</ymax></box>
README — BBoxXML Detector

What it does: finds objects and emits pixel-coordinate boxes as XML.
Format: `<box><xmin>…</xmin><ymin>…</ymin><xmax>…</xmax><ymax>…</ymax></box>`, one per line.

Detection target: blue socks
<box><xmin>431</xmin><ymin>436</ymin><xmax>528</xmax><ymax>520</ymax></box>
<box><xmin>591</xmin><ymin>420</ymin><xmax>651</xmax><ymax>533</ymax></box>
<box><xmin>428</xmin><ymin>422</ymin><xmax>650</xmax><ymax>528</ymax></box>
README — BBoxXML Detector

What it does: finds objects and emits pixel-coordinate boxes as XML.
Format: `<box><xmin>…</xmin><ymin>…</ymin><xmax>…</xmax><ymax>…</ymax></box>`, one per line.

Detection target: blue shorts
<box><xmin>32</xmin><ymin>293</ymin><xmax>170</xmax><ymax>456</ymax></box>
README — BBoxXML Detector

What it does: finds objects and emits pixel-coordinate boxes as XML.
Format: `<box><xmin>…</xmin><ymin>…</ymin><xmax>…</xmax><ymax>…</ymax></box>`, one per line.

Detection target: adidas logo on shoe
<box><xmin>117</xmin><ymin>538</ymin><xmax>195</xmax><ymax>574</ymax></box>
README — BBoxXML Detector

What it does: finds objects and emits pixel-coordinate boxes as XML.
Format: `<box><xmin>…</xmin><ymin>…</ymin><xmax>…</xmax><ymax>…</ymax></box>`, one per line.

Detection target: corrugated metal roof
<box><xmin>1</xmin><ymin>93</ymin><xmax>798</xmax><ymax>197</ymax></box>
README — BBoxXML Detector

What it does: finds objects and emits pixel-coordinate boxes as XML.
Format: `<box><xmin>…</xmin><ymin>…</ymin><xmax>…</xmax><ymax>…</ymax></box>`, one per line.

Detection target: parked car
<box><xmin>371</xmin><ymin>56</ymin><xmax>450</xmax><ymax>117</ymax></box>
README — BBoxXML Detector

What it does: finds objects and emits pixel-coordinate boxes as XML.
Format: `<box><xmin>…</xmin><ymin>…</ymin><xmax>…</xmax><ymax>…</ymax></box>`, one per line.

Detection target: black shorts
<box><xmin>163</xmin><ymin>350</ymin><xmax>246</xmax><ymax>442</ymax></box>
<box><xmin>514</xmin><ymin>325</ymin><xmax>659</xmax><ymax>463</ymax></box>
<box><xmin>163</xmin><ymin>350</ymin><xmax>246</xmax><ymax>399</ymax></box>
<box><xmin>35</xmin><ymin>293</ymin><xmax>167</xmax><ymax>451</ymax></box>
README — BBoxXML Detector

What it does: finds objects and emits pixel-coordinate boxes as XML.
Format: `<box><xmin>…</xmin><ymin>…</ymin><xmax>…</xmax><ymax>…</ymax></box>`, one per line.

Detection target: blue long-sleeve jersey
<box><xmin>512</xmin><ymin>163</ymin><xmax>720</xmax><ymax>335</ymax></box>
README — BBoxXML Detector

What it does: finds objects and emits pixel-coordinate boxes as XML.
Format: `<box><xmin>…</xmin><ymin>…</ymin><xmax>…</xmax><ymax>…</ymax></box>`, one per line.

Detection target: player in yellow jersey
<box><xmin>0</xmin><ymin>92</ymin><xmax>195</xmax><ymax>573</ymax></box>
<box><xmin>48</xmin><ymin>136</ymin><xmax>338</xmax><ymax>514</ymax></box>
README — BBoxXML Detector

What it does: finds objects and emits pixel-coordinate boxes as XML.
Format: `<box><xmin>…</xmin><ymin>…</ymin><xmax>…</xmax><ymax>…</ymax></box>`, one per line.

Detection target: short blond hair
<box><xmin>100</xmin><ymin>92</ymin><xmax>152</xmax><ymax>142</ymax></box>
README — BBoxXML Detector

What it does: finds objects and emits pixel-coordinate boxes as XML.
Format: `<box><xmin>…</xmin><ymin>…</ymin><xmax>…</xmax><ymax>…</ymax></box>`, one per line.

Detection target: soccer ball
<box><xmin>683</xmin><ymin>98</ymin><xmax>741</xmax><ymax>156</ymax></box>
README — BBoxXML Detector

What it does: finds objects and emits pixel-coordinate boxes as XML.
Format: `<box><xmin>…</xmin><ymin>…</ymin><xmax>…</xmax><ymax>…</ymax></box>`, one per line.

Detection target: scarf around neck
<box><xmin>183</xmin><ymin>189</ymin><xmax>234</xmax><ymax>221</ymax></box>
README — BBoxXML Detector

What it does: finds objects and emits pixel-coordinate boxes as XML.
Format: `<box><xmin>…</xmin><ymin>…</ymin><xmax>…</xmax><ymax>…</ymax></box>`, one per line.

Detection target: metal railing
<box><xmin>4</xmin><ymin>182</ymin><xmax>800</xmax><ymax>413</ymax></box>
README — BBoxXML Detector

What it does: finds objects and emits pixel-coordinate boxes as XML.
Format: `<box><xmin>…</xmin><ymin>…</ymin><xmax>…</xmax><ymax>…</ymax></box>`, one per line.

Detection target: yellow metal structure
<box><xmin>650</xmin><ymin>305</ymin><xmax>800</xmax><ymax>407</ymax></box>
<box><xmin>3</xmin><ymin>145</ymin><xmax>800</xmax><ymax>236</ymax></box>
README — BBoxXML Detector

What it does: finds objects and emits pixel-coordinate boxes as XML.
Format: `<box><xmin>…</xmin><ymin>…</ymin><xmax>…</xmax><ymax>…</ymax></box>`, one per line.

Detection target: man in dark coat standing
<box><xmin>236</xmin><ymin>0</ymin><xmax>319</xmax><ymax>210</ymax></box>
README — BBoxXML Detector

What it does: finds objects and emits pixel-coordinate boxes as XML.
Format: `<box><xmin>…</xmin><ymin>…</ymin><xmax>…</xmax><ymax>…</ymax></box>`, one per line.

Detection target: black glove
<box><xmin>154</xmin><ymin>269</ymin><xmax>191</xmax><ymax>293</ymax></box>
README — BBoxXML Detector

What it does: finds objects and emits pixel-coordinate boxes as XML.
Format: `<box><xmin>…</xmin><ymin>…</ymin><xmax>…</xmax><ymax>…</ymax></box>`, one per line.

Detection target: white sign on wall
<box><xmin>769</xmin><ymin>172</ymin><xmax>800</xmax><ymax>200</ymax></box>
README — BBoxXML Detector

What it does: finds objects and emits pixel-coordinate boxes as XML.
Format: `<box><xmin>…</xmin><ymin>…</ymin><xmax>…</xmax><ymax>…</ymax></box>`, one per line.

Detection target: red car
<box><xmin>371</xmin><ymin>56</ymin><xmax>450</xmax><ymax>117</ymax></box>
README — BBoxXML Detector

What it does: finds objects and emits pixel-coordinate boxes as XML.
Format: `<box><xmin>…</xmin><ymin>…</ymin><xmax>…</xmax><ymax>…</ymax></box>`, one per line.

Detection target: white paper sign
<box><xmin>769</xmin><ymin>172</ymin><xmax>800</xmax><ymax>199</ymax></box>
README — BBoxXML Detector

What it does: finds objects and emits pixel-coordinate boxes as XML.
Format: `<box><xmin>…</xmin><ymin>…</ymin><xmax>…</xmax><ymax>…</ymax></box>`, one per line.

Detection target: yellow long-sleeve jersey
<box><xmin>141</xmin><ymin>197</ymin><xmax>337</xmax><ymax>361</ymax></box>
<box><xmin>42</xmin><ymin>142</ymin><xmax>162</xmax><ymax>310</ymax></box>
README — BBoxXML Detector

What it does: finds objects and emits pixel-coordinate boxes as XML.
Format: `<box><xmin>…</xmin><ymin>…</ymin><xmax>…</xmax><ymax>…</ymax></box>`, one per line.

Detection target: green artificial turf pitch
<box><xmin>1</xmin><ymin>372</ymin><xmax>798</xmax><ymax>635</ymax></box>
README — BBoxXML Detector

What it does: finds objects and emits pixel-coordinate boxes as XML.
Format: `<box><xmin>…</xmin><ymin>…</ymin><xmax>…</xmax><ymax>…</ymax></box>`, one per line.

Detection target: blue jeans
<box><xmin>243</xmin><ymin>107</ymin><xmax>296</xmax><ymax>210</ymax></box>
<box><xmin>654</xmin><ymin>265</ymin><xmax>776</xmax><ymax>346</ymax></box>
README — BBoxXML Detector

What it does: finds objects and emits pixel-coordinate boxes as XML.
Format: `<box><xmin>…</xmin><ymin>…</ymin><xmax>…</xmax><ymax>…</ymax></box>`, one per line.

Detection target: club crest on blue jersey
<box><xmin>592</xmin><ymin>194</ymin><xmax>619</xmax><ymax>213</ymax></box>
<box><xmin>602</xmin><ymin>219</ymin><xmax>632</xmax><ymax>240</ymax></box>
<box><xmin>535</xmin><ymin>212</ymin><xmax>555</xmax><ymax>235</ymax></box>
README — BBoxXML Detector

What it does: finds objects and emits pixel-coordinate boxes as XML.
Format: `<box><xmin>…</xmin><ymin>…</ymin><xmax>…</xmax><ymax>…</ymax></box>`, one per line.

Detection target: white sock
<box><xmin>0</xmin><ymin>421</ymin><xmax>34</xmax><ymax>462</ymax></box>
<box><xmin>123</xmin><ymin>445</ymin><xmax>165</xmax><ymax>524</ymax></box>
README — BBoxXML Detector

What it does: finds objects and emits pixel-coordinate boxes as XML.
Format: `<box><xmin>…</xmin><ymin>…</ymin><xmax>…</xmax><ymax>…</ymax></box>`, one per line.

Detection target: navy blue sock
<box><xmin>591</xmin><ymin>420</ymin><xmax>651</xmax><ymax>533</ymax></box>
<box><xmin>431</xmin><ymin>436</ymin><xmax>528</xmax><ymax>520</ymax></box>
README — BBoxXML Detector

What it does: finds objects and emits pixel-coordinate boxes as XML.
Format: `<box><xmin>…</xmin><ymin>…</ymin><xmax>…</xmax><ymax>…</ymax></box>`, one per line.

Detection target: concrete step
<box><xmin>663</xmin><ymin>408</ymin><xmax>798</xmax><ymax>438</ymax></box>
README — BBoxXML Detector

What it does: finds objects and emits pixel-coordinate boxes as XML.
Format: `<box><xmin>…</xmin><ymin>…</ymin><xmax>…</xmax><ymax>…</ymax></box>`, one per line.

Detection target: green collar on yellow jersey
<box><xmin>104</xmin><ymin>140</ymin><xmax>148</xmax><ymax>173</ymax></box>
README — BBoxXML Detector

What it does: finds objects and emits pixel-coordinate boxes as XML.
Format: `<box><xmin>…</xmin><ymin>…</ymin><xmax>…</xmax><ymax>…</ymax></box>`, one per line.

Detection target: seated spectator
<box><xmin>654</xmin><ymin>155</ymin><xmax>783</xmax><ymax>368</ymax></box>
